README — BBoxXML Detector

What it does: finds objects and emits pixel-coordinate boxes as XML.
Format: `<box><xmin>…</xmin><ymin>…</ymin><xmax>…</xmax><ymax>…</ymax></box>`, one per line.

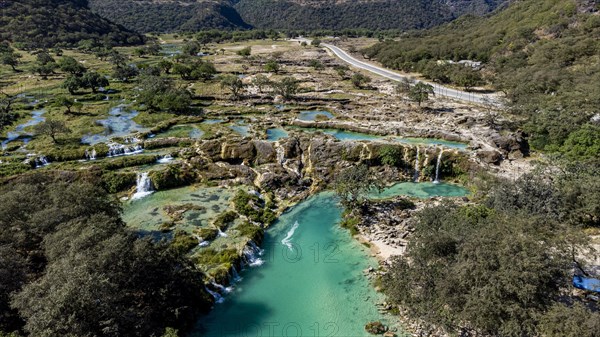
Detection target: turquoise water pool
<box><xmin>195</xmin><ymin>193</ymin><xmax>393</xmax><ymax>337</ymax></box>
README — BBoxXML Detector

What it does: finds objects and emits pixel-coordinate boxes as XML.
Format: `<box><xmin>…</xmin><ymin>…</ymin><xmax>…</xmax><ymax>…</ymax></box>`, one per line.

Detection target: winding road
<box><xmin>319</xmin><ymin>42</ymin><xmax>498</xmax><ymax>105</ymax></box>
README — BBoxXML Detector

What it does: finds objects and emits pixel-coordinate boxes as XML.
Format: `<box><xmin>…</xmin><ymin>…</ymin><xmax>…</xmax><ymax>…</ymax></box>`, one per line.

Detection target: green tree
<box><xmin>0</xmin><ymin>176</ymin><xmax>211</xmax><ymax>336</ymax></box>
<box><xmin>81</xmin><ymin>72</ymin><xmax>109</xmax><ymax>93</ymax></box>
<box><xmin>158</xmin><ymin>60</ymin><xmax>173</xmax><ymax>74</ymax></box>
<box><xmin>33</xmin><ymin>51</ymin><xmax>58</xmax><ymax>80</ymax></box>
<box><xmin>54</xmin><ymin>95</ymin><xmax>77</xmax><ymax>114</ymax></box>
<box><xmin>383</xmin><ymin>190</ymin><xmax>586</xmax><ymax>337</ymax></box>
<box><xmin>237</xmin><ymin>46</ymin><xmax>251</xmax><ymax>57</ymax></box>
<box><xmin>538</xmin><ymin>303</ymin><xmax>600</xmax><ymax>337</ymax></box>
<box><xmin>138</xmin><ymin>75</ymin><xmax>192</xmax><ymax>113</ymax></box>
<box><xmin>309</xmin><ymin>60</ymin><xmax>324</xmax><ymax>71</ymax></box>
<box><xmin>57</xmin><ymin>56</ymin><xmax>86</xmax><ymax>76</ymax></box>
<box><xmin>0</xmin><ymin>93</ymin><xmax>17</xmax><ymax>131</ymax></box>
<box><xmin>62</xmin><ymin>75</ymin><xmax>83</xmax><ymax>95</ymax></box>
<box><xmin>408</xmin><ymin>82</ymin><xmax>434</xmax><ymax>107</ymax></box>
<box><xmin>34</xmin><ymin>119</ymin><xmax>71</xmax><ymax>143</ymax></box>
<box><xmin>0</xmin><ymin>43</ymin><xmax>21</xmax><ymax>72</ymax></box>
<box><xmin>311</xmin><ymin>39</ymin><xmax>322</xmax><ymax>47</ymax></box>
<box><xmin>264</xmin><ymin>59</ymin><xmax>280</xmax><ymax>73</ymax></box>
<box><xmin>333</xmin><ymin>164</ymin><xmax>383</xmax><ymax>208</ymax></box>
<box><xmin>220</xmin><ymin>75</ymin><xmax>245</xmax><ymax>100</ymax></box>
<box><xmin>252</xmin><ymin>74</ymin><xmax>271</xmax><ymax>93</ymax></box>
<box><xmin>379</xmin><ymin>145</ymin><xmax>402</xmax><ymax>166</ymax></box>
<box><xmin>351</xmin><ymin>73</ymin><xmax>371</xmax><ymax>89</ymax></box>
<box><xmin>451</xmin><ymin>66</ymin><xmax>483</xmax><ymax>91</ymax></box>
<box><xmin>272</xmin><ymin>77</ymin><xmax>298</xmax><ymax>100</ymax></box>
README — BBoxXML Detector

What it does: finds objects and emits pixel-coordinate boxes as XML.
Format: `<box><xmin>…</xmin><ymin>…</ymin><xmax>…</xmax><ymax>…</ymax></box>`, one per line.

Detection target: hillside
<box><xmin>233</xmin><ymin>0</ymin><xmax>507</xmax><ymax>30</ymax></box>
<box><xmin>88</xmin><ymin>0</ymin><xmax>507</xmax><ymax>33</ymax></box>
<box><xmin>0</xmin><ymin>0</ymin><xmax>144</xmax><ymax>48</ymax></box>
<box><xmin>88</xmin><ymin>0</ymin><xmax>251</xmax><ymax>33</ymax></box>
<box><xmin>366</xmin><ymin>0</ymin><xmax>600</xmax><ymax>158</ymax></box>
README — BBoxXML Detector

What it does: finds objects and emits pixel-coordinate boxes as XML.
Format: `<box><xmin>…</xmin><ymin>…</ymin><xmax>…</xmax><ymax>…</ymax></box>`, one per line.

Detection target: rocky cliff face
<box><xmin>192</xmin><ymin>134</ymin><xmax>471</xmax><ymax>199</ymax></box>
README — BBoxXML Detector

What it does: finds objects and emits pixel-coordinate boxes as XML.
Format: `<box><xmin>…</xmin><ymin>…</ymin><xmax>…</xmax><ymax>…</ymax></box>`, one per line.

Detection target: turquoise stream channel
<box><xmin>195</xmin><ymin>192</ymin><xmax>394</xmax><ymax>337</ymax></box>
<box><xmin>371</xmin><ymin>182</ymin><xmax>469</xmax><ymax>199</ymax></box>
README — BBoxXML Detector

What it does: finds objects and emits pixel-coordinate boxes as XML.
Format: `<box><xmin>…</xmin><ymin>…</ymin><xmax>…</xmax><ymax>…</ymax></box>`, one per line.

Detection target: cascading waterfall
<box><xmin>84</xmin><ymin>148</ymin><xmax>97</xmax><ymax>160</ymax></box>
<box><xmin>230</xmin><ymin>266</ymin><xmax>242</xmax><ymax>282</ymax></box>
<box><xmin>33</xmin><ymin>156</ymin><xmax>50</xmax><ymax>168</ymax></box>
<box><xmin>106</xmin><ymin>142</ymin><xmax>143</xmax><ymax>157</ymax></box>
<box><xmin>157</xmin><ymin>154</ymin><xmax>173</xmax><ymax>164</ymax></box>
<box><xmin>413</xmin><ymin>147</ymin><xmax>421</xmax><ymax>182</ymax></box>
<box><xmin>211</xmin><ymin>282</ymin><xmax>233</xmax><ymax>294</ymax></box>
<box><xmin>131</xmin><ymin>172</ymin><xmax>154</xmax><ymax>200</ymax></box>
<box><xmin>434</xmin><ymin>149</ymin><xmax>444</xmax><ymax>183</ymax></box>
<box><xmin>205</xmin><ymin>287</ymin><xmax>224</xmax><ymax>304</ymax></box>
<box><xmin>242</xmin><ymin>240</ymin><xmax>264</xmax><ymax>267</ymax></box>
<box><xmin>217</xmin><ymin>228</ymin><xmax>228</xmax><ymax>237</ymax></box>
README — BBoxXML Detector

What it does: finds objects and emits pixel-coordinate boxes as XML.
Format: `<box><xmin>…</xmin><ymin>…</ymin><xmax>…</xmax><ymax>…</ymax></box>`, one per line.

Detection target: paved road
<box><xmin>322</xmin><ymin>43</ymin><xmax>497</xmax><ymax>105</ymax></box>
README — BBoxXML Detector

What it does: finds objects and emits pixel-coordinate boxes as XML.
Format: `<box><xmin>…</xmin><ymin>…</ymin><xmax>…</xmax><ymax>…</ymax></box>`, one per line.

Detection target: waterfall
<box><xmin>205</xmin><ymin>287</ymin><xmax>224</xmax><ymax>304</ymax></box>
<box><xmin>85</xmin><ymin>148</ymin><xmax>97</xmax><ymax>161</ymax></box>
<box><xmin>413</xmin><ymin>147</ymin><xmax>420</xmax><ymax>182</ymax></box>
<box><xmin>211</xmin><ymin>282</ymin><xmax>233</xmax><ymax>294</ymax></box>
<box><xmin>157</xmin><ymin>154</ymin><xmax>173</xmax><ymax>164</ymax></box>
<box><xmin>434</xmin><ymin>149</ymin><xmax>444</xmax><ymax>183</ymax></box>
<box><xmin>242</xmin><ymin>240</ymin><xmax>264</xmax><ymax>267</ymax></box>
<box><xmin>281</xmin><ymin>221</ymin><xmax>300</xmax><ymax>251</ymax></box>
<box><xmin>217</xmin><ymin>228</ymin><xmax>228</xmax><ymax>237</ymax></box>
<box><xmin>231</xmin><ymin>266</ymin><xmax>242</xmax><ymax>282</ymax></box>
<box><xmin>34</xmin><ymin>156</ymin><xmax>49</xmax><ymax>168</ymax></box>
<box><xmin>131</xmin><ymin>172</ymin><xmax>154</xmax><ymax>200</ymax></box>
<box><xmin>106</xmin><ymin>142</ymin><xmax>143</xmax><ymax>157</ymax></box>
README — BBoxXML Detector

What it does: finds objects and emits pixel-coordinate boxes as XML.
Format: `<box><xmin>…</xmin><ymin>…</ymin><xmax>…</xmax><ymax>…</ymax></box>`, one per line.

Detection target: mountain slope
<box><xmin>0</xmin><ymin>0</ymin><xmax>144</xmax><ymax>48</ymax></box>
<box><xmin>366</xmin><ymin>0</ymin><xmax>600</xmax><ymax>157</ymax></box>
<box><xmin>88</xmin><ymin>0</ymin><xmax>251</xmax><ymax>33</ymax></box>
<box><xmin>88</xmin><ymin>0</ymin><xmax>507</xmax><ymax>33</ymax></box>
<box><xmin>233</xmin><ymin>0</ymin><xmax>507</xmax><ymax>30</ymax></box>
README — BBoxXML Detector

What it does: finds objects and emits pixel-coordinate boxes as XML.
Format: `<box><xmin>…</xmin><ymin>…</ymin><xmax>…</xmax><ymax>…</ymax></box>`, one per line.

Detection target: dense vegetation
<box><xmin>383</xmin><ymin>164</ymin><xmax>600</xmax><ymax>336</ymax></box>
<box><xmin>87</xmin><ymin>0</ymin><xmax>506</xmax><ymax>33</ymax></box>
<box><xmin>0</xmin><ymin>0</ymin><xmax>144</xmax><ymax>48</ymax></box>
<box><xmin>88</xmin><ymin>0</ymin><xmax>251</xmax><ymax>34</ymax></box>
<box><xmin>234</xmin><ymin>0</ymin><xmax>506</xmax><ymax>31</ymax></box>
<box><xmin>0</xmin><ymin>174</ymin><xmax>212</xmax><ymax>336</ymax></box>
<box><xmin>366</xmin><ymin>0</ymin><xmax>600</xmax><ymax>157</ymax></box>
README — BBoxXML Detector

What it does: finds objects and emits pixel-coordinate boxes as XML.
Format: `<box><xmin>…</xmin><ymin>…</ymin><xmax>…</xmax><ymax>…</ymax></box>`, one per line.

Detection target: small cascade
<box><xmin>205</xmin><ymin>287</ymin><xmax>224</xmax><ymax>304</ymax></box>
<box><xmin>230</xmin><ymin>266</ymin><xmax>242</xmax><ymax>282</ymax></box>
<box><xmin>106</xmin><ymin>142</ymin><xmax>143</xmax><ymax>157</ymax></box>
<box><xmin>84</xmin><ymin>148</ymin><xmax>97</xmax><ymax>161</ymax></box>
<box><xmin>413</xmin><ymin>147</ymin><xmax>421</xmax><ymax>182</ymax></box>
<box><xmin>242</xmin><ymin>240</ymin><xmax>264</xmax><ymax>267</ymax></box>
<box><xmin>157</xmin><ymin>154</ymin><xmax>173</xmax><ymax>164</ymax></box>
<box><xmin>211</xmin><ymin>282</ymin><xmax>233</xmax><ymax>294</ymax></box>
<box><xmin>434</xmin><ymin>149</ymin><xmax>444</xmax><ymax>183</ymax></box>
<box><xmin>281</xmin><ymin>221</ymin><xmax>300</xmax><ymax>251</ymax></box>
<box><xmin>217</xmin><ymin>228</ymin><xmax>228</xmax><ymax>237</ymax></box>
<box><xmin>131</xmin><ymin>172</ymin><xmax>154</xmax><ymax>200</ymax></box>
<box><xmin>33</xmin><ymin>156</ymin><xmax>50</xmax><ymax>168</ymax></box>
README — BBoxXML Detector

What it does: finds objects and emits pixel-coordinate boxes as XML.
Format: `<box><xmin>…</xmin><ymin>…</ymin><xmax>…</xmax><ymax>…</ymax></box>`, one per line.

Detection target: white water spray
<box><xmin>157</xmin><ymin>154</ymin><xmax>173</xmax><ymax>164</ymax></box>
<box><xmin>243</xmin><ymin>240</ymin><xmax>264</xmax><ymax>267</ymax></box>
<box><xmin>434</xmin><ymin>149</ymin><xmax>444</xmax><ymax>183</ymax></box>
<box><xmin>131</xmin><ymin>172</ymin><xmax>154</xmax><ymax>200</ymax></box>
